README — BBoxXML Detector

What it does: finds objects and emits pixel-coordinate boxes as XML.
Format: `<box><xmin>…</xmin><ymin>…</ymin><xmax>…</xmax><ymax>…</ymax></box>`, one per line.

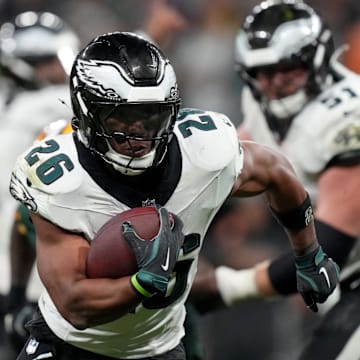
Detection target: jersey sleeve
<box><xmin>295</xmin><ymin>77</ymin><xmax>360</xmax><ymax>173</ymax></box>
<box><xmin>320</xmin><ymin>109</ymin><xmax>360</xmax><ymax>167</ymax></box>
<box><xmin>9</xmin><ymin>134</ymin><xmax>82</xmax><ymax>219</ymax></box>
<box><xmin>174</xmin><ymin>108</ymin><xmax>243</xmax><ymax>175</ymax></box>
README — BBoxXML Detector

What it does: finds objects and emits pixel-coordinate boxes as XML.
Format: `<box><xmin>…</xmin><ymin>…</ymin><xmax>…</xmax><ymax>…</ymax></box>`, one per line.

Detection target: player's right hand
<box><xmin>123</xmin><ymin>207</ymin><xmax>184</xmax><ymax>297</ymax></box>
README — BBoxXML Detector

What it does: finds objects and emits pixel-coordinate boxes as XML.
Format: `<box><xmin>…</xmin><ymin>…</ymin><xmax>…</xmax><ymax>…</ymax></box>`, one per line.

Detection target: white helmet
<box><xmin>235</xmin><ymin>0</ymin><xmax>334</xmax><ymax>135</ymax></box>
<box><xmin>0</xmin><ymin>11</ymin><xmax>80</xmax><ymax>88</ymax></box>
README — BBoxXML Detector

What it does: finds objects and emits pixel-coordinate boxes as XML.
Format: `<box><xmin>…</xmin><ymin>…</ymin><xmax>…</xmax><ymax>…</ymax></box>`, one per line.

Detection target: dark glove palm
<box><xmin>123</xmin><ymin>207</ymin><xmax>184</xmax><ymax>296</ymax></box>
<box><xmin>295</xmin><ymin>245</ymin><xmax>340</xmax><ymax>312</ymax></box>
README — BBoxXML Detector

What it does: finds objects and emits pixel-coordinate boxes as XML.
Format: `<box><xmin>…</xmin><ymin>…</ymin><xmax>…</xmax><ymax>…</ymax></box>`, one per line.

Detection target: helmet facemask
<box><xmin>243</xmin><ymin>60</ymin><xmax>310</xmax><ymax>121</ymax></box>
<box><xmin>94</xmin><ymin>102</ymin><xmax>176</xmax><ymax>175</ymax></box>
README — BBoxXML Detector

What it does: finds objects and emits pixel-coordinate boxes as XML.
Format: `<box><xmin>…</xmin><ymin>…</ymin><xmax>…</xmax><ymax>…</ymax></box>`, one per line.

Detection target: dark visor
<box><xmin>95</xmin><ymin>103</ymin><xmax>174</xmax><ymax>142</ymax></box>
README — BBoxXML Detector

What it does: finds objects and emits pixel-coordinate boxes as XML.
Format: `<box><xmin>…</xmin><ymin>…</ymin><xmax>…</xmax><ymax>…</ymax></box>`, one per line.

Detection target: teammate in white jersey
<box><xmin>0</xmin><ymin>11</ymin><xmax>80</xmax><ymax>205</ymax></box>
<box><xmin>10</xmin><ymin>32</ymin><xmax>338</xmax><ymax>360</ymax></box>
<box><xmin>213</xmin><ymin>1</ymin><xmax>360</xmax><ymax>359</ymax></box>
<box><xmin>0</xmin><ymin>10</ymin><xmax>79</xmax><ymax>198</ymax></box>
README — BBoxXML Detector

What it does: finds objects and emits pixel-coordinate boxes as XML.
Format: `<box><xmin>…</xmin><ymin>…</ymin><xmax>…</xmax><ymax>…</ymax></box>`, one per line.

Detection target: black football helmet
<box><xmin>235</xmin><ymin>0</ymin><xmax>334</xmax><ymax>128</ymax></box>
<box><xmin>70</xmin><ymin>32</ymin><xmax>181</xmax><ymax>175</ymax></box>
<box><xmin>0</xmin><ymin>11</ymin><xmax>80</xmax><ymax>88</ymax></box>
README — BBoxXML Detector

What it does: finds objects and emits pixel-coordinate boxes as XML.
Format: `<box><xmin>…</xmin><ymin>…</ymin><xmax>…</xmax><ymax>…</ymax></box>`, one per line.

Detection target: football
<box><xmin>86</xmin><ymin>206</ymin><xmax>162</xmax><ymax>279</ymax></box>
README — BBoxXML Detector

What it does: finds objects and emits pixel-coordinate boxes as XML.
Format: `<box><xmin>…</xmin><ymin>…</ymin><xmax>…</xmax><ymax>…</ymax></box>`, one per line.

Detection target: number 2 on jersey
<box><xmin>24</xmin><ymin>139</ymin><xmax>74</xmax><ymax>185</ymax></box>
<box><xmin>177</xmin><ymin>109</ymin><xmax>217</xmax><ymax>138</ymax></box>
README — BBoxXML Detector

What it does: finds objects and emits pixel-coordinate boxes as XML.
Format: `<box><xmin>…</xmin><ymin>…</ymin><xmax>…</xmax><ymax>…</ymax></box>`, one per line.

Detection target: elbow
<box><xmin>55</xmin><ymin>292</ymin><xmax>93</xmax><ymax>330</ymax></box>
<box><xmin>60</xmin><ymin>307</ymin><xmax>91</xmax><ymax>330</ymax></box>
<box><xmin>72</xmin><ymin>321</ymin><xmax>89</xmax><ymax>331</ymax></box>
<box><xmin>65</xmin><ymin>308</ymin><xmax>91</xmax><ymax>330</ymax></box>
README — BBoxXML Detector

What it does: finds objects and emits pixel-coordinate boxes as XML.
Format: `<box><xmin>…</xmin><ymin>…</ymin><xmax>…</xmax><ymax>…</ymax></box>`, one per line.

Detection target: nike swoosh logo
<box><xmin>319</xmin><ymin>267</ymin><xmax>331</xmax><ymax>288</ymax></box>
<box><xmin>161</xmin><ymin>248</ymin><xmax>170</xmax><ymax>271</ymax></box>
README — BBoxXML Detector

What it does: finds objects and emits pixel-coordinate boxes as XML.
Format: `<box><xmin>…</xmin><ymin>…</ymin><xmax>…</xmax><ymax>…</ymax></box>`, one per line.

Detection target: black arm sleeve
<box><xmin>268</xmin><ymin>220</ymin><xmax>356</xmax><ymax>295</ymax></box>
<box><xmin>326</xmin><ymin>149</ymin><xmax>360</xmax><ymax>168</ymax></box>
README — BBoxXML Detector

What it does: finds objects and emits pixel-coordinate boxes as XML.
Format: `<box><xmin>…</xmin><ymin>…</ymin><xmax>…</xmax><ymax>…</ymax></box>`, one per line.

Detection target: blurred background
<box><xmin>1</xmin><ymin>0</ymin><xmax>359</xmax><ymax>122</ymax></box>
<box><xmin>0</xmin><ymin>0</ymin><xmax>360</xmax><ymax>359</ymax></box>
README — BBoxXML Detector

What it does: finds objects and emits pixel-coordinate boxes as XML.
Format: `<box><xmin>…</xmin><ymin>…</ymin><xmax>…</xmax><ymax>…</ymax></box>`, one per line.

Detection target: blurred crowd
<box><xmin>1</xmin><ymin>0</ymin><xmax>360</xmax><ymax>359</ymax></box>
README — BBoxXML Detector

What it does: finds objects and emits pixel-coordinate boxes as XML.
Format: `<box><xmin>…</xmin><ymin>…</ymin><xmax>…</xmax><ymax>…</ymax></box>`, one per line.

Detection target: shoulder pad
<box><xmin>11</xmin><ymin>133</ymin><xmax>83</xmax><ymax>202</ymax></box>
<box><xmin>175</xmin><ymin>108</ymin><xmax>242</xmax><ymax>171</ymax></box>
<box><xmin>327</xmin><ymin>150</ymin><xmax>360</xmax><ymax>168</ymax></box>
<box><xmin>290</xmin><ymin>76</ymin><xmax>360</xmax><ymax>172</ymax></box>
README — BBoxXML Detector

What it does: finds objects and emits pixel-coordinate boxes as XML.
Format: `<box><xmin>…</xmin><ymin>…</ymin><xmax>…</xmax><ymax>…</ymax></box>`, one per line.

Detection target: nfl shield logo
<box><xmin>26</xmin><ymin>337</ymin><xmax>39</xmax><ymax>355</ymax></box>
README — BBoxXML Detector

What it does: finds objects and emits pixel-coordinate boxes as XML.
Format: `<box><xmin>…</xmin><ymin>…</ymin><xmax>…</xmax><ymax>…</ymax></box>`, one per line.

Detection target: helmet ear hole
<box><xmin>70</xmin><ymin>32</ymin><xmax>181</xmax><ymax>175</ymax></box>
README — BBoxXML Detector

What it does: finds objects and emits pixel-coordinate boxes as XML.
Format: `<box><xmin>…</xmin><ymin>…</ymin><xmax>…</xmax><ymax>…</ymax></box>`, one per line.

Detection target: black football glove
<box><xmin>295</xmin><ymin>244</ymin><xmax>340</xmax><ymax>312</ymax></box>
<box><xmin>123</xmin><ymin>207</ymin><xmax>184</xmax><ymax>297</ymax></box>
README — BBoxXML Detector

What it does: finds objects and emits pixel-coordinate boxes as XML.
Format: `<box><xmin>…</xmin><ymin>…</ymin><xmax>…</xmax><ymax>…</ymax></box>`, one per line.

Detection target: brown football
<box><xmin>86</xmin><ymin>206</ymin><xmax>162</xmax><ymax>279</ymax></box>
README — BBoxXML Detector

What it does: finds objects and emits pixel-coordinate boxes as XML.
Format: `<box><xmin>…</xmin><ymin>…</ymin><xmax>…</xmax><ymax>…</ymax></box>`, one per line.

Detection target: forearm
<box><xmin>189</xmin><ymin>257</ymin><xmax>225</xmax><ymax>313</ymax></box>
<box><xmin>269</xmin><ymin>192</ymin><xmax>317</xmax><ymax>254</ymax></box>
<box><xmin>268</xmin><ymin>219</ymin><xmax>356</xmax><ymax>295</ymax></box>
<box><xmin>54</xmin><ymin>276</ymin><xmax>141</xmax><ymax>329</ymax></box>
<box><xmin>214</xmin><ymin>261</ymin><xmax>277</xmax><ymax>307</ymax></box>
<box><xmin>215</xmin><ymin>218</ymin><xmax>355</xmax><ymax>306</ymax></box>
<box><xmin>239</xmin><ymin>142</ymin><xmax>317</xmax><ymax>252</ymax></box>
<box><xmin>257</xmin><ymin>145</ymin><xmax>317</xmax><ymax>252</ymax></box>
<box><xmin>260</xmin><ymin>234</ymin><xmax>339</xmax><ymax>314</ymax></box>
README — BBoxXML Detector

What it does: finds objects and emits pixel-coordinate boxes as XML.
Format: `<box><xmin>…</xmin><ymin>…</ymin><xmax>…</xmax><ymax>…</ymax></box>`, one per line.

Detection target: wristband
<box><xmin>294</xmin><ymin>240</ymin><xmax>319</xmax><ymax>257</ymax></box>
<box><xmin>130</xmin><ymin>274</ymin><xmax>153</xmax><ymax>298</ymax></box>
<box><xmin>295</xmin><ymin>243</ymin><xmax>324</xmax><ymax>269</ymax></box>
<box><xmin>270</xmin><ymin>193</ymin><xmax>314</xmax><ymax>231</ymax></box>
<box><xmin>215</xmin><ymin>266</ymin><xmax>259</xmax><ymax>306</ymax></box>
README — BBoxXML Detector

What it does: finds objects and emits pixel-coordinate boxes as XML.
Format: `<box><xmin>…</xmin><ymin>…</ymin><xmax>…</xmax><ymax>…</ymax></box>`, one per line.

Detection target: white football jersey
<box><xmin>241</xmin><ymin>67</ymin><xmax>360</xmax><ymax>281</ymax></box>
<box><xmin>241</xmin><ymin>70</ymin><xmax>360</xmax><ymax>202</ymax></box>
<box><xmin>10</xmin><ymin>108</ymin><xmax>243</xmax><ymax>358</ymax></box>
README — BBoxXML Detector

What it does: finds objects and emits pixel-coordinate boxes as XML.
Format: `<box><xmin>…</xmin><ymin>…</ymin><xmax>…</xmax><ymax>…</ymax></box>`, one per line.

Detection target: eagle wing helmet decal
<box><xmin>75</xmin><ymin>59</ymin><xmax>132</xmax><ymax>99</ymax></box>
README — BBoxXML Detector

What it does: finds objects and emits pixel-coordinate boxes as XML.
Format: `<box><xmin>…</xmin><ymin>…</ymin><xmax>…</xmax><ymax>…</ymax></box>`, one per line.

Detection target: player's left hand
<box><xmin>295</xmin><ymin>244</ymin><xmax>339</xmax><ymax>312</ymax></box>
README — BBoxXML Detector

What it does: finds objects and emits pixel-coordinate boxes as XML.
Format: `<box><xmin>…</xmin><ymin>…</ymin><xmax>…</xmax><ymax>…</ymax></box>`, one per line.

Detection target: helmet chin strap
<box><xmin>104</xmin><ymin>145</ymin><xmax>157</xmax><ymax>176</ymax></box>
<box><xmin>267</xmin><ymin>89</ymin><xmax>308</xmax><ymax>120</ymax></box>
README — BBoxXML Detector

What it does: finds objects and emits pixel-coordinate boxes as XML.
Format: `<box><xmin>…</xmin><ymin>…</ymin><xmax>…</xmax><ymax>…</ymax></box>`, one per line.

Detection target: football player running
<box><xmin>3</xmin><ymin>4</ymin><xmax>202</xmax><ymax>359</ymax></box>
<box><xmin>214</xmin><ymin>1</ymin><xmax>360</xmax><ymax>359</ymax></box>
<box><xmin>4</xmin><ymin>5</ymin><xmax>202</xmax><ymax>360</ymax></box>
<box><xmin>10</xmin><ymin>32</ymin><xmax>338</xmax><ymax>359</ymax></box>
